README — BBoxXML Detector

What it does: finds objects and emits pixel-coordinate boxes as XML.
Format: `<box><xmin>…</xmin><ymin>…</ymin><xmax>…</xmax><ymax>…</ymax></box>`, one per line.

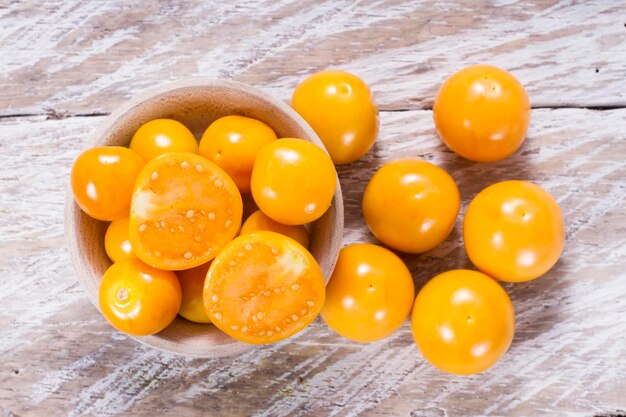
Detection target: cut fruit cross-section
<box><xmin>203</xmin><ymin>231</ymin><xmax>325</xmax><ymax>344</ymax></box>
<box><xmin>129</xmin><ymin>152</ymin><xmax>243</xmax><ymax>270</ymax></box>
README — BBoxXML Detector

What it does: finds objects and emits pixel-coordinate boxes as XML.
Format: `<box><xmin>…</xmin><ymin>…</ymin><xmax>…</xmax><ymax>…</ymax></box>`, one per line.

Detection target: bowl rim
<box><xmin>64</xmin><ymin>78</ymin><xmax>344</xmax><ymax>357</ymax></box>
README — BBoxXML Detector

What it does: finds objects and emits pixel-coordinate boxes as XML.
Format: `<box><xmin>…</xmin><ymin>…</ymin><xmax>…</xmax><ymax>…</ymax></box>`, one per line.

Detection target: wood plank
<box><xmin>1</xmin><ymin>107</ymin><xmax>625</xmax><ymax>416</ymax></box>
<box><xmin>1</xmin><ymin>0</ymin><xmax>625</xmax><ymax>117</ymax></box>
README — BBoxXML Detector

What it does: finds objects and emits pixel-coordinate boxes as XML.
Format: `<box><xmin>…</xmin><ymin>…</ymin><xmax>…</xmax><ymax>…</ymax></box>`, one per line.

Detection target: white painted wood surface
<box><xmin>1</xmin><ymin>1</ymin><xmax>625</xmax><ymax>416</ymax></box>
<box><xmin>1</xmin><ymin>0</ymin><xmax>625</xmax><ymax>116</ymax></box>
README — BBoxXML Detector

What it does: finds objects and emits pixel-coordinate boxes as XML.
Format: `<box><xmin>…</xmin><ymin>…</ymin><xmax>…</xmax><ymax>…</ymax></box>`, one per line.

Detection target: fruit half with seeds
<box><xmin>203</xmin><ymin>231</ymin><xmax>325</xmax><ymax>344</ymax></box>
<box><xmin>129</xmin><ymin>152</ymin><xmax>243</xmax><ymax>271</ymax></box>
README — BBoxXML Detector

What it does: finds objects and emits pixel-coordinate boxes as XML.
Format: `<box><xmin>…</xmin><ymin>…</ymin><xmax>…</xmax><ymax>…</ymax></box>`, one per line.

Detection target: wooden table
<box><xmin>1</xmin><ymin>1</ymin><xmax>625</xmax><ymax>416</ymax></box>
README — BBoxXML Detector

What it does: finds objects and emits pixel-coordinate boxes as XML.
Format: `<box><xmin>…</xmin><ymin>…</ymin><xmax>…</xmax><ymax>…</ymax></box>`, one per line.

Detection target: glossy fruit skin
<box><xmin>199</xmin><ymin>115</ymin><xmax>277</xmax><ymax>193</ymax></box>
<box><xmin>204</xmin><ymin>231</ymin><xmax>325</xmax><ymax>344</ymax></box>
<box><xmin>176</xmin><ymin>262</ymin><xmax>212</xmax><ymax>324</ymax></box>
<box><xmin>104</xmin><ymin>216</ymin><xmax>135</xmax><ymax>262</ymax></box>
<box><xmin>129</xmin><ymin>152</ymin><xmax>243</xmax><ymax>271</ymax></box>
<box><xmin>411</xmin><ymin>269</ymin><xmax>515</xmax><ymax>375</ymax></box>
<box><xmin>292</xmin><ymin>70</ymin><xmax>378</xmax><ymax>165</ymax></box>
<box><xmin>362</xmin><ymin>159</ymin><xmax>460</xmax><ymax>254</ymax></box>
<box><xmin>240</xmin><ymin>210</ymin><xmax>309</xmax><ymax>249</ymax></box>
<box><xmin>463</xmin><ymin>180</ymin><xmax>564</xmax><ymax>282</ymax></box>
<box><xmin>71</xmin><ymin>146</ymin><xmax>145</xmax><ymax>221</ymax></box>
<box><xmin>321</xmin><ymin>244</ymin><xmax>414</xmax><ymax>342</ymax></box>
<box><xmin>129</xmin><ymin>119</ymin><xmax>198</xmax><ymax>162</ymax></box>
<box><xmin>99</xmin><ymin>258</ymin><xmax>182</xmax><ymax>336</ymax></box>
<box><xmin>433</xmin><ymin>65</ymin><xmax>530</xmax><ymax>162</ymax></box>
<box><xmin>251</xmin><ymin>138</ymin><xmax>337</xmax><ymax>225</ymax></box>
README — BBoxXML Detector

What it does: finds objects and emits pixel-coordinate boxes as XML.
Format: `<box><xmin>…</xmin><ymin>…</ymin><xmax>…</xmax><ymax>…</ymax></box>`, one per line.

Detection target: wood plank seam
<box><xmin>2</xmin><ymin>103</ymin><xmax>626</xmax><ymax>122</ymax></box>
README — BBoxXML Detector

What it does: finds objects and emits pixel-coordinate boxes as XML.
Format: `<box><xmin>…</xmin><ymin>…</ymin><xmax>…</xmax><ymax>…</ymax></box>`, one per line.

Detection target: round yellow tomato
<box><xmin>362</xmin><ymin>159</ymin><xmax>460</xmax><ymax>253</ymax></box>
<box><xmin>321</xmin><ymin>244</ymin><xmax>414</xmax><ymax>342</ymax></box>
<box><xmin>433</xmin><ymin>65</ymin><xmax>530</xmax><ymax>162</ymax></box>
<box><xmin>204</xmin><ymin>231</ymin><xmax>325</xmax><ymax>344</ymax></box>
<box><xmin>463</xmin><ymin>180</ymin><xmax>564</xmax><ymax>282</ymax></box>
<box><xmin>104</xmin><ymin>216</ymin><xmax>135</xmax><ymax>262</ymax></box>
<box><xmin>292</xmin><ymin>70</ymin><xmax>378</xmax><ymax>165</ymax></box>
<box><xmin>411</xmin><ymin>269</ymin><xmax>515</xmax><ymax>375</ymax></box>
<box><xmin>251</xmin><ymin>138</ymin><xmax>336</xmax><ymax>225</ymax></box>
<box><xmin>99</xmin><ymin>258</ymin><xmax>182</xmax><ymax>336</ymax></box>
<box><xmin>71</xmin><ymin>146</ymin><xmax>144</xmax><ymax>221</ymax></box>
<box><xmin>129</xmin><ymin>119</ymin><xmax>198</xmax><ymax>162</ymax></box>
<box><xmin>199</xmin><ymin>115</ymin><xmax>277</xmax><ymax>193</ymax></box>
<box><xmin>240</xmin><ymin>210</ymin><xmax>309</xmax><ymax>249</ymax></box>
<box><xmin>176</xmin><ymin>262</ymin><xmax>212</xmax><ymax>324</ymax></box>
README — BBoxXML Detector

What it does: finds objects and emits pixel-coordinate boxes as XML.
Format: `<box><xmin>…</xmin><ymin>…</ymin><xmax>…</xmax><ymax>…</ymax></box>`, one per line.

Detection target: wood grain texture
<box><xmin>1</xmin><ymin>1</ymin><xmax>626</xmax><ymax>416</ymax></box>
<box><xmin>1</xmin><ymin>0</ymin><xmax>625</xmax><ymax>117</ymax></box>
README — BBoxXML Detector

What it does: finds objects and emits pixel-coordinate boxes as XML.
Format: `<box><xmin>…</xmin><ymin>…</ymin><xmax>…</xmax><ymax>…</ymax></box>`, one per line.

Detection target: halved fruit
<box><xmin>203</xmin><ymin>231</ymin><xmax>325</xmax><ymax>344</ymax></box>
<box><xmin>129</xmin><ymin>152</ymin><xmax>242</xmax><ymax>270</ymax></box>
